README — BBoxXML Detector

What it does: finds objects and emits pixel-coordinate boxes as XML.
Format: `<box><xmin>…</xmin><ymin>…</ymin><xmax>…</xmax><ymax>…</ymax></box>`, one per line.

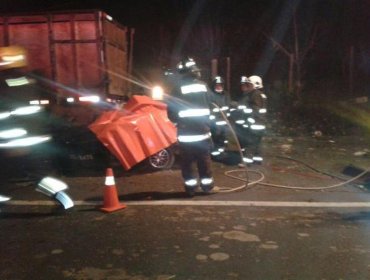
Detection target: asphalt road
<box><xmin>1</xmin><ymin>135</ymin><xmax>370</xmax><ymax>279</ymax></box>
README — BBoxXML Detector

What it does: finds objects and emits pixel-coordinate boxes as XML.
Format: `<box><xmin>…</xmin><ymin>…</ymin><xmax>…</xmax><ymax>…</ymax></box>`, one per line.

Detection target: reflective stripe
<box><xmin>211</xmin><ymin>151</ymin><xmax>221</xmax><ymax>156</ymax></box>
<box><xmin>242</xmin><ymin>124</ymin><xmax>249</xmax><ymax>128</ymax></box>
<box><xmin>230</xmin><ymin>108</ymin><xmax>236</xmax><ymax>112</ymax></box>
<box><xmin>235</xmin><ymin>120</ymin><xmax>245</xmax><ymax>124</ymax></box>
<box><xmin>178</xmin><ymin>133</ymin><xmax>211</xmax><ymax>143</ymax></box>
<box><xmin>201</xmin><ymin>178</ymin><xmax>213</xmax><ymax>185</ymax></box>
<box><xmin>5</xmin><ymin>76</ymin><xmax>30</xmax><ymax>87</ymax></box>
<box><xmin>30</xmin><ymin>100</ymin><xmax>50</xmax><ymax>105</ymax></box>
<box><xmin>253</xmin><ymin>156</ymin><xmax>263</xmax><ymax>162</ymax></box>
<box><xmin>216</xmin><ymin>121</ymin><xmax>227</xmax><ymax>126</ymax></box>
<box><xmin>247</xmin><ymin>118</ymin><xmax>255</xmax><ymax>124</ymax></box>
<box><xmin>179</xmin><ymin>108</ymin><xmax>210</xmax><ymax>118</ymax></box>
<box><xmin>251</xmin><ymin>124</ymin><xmax>266</xmax><ymax>130</ymax></box>
<box><xmin>226</xmin><ymin>113</ymin><xmax>230</xmax><ymax>117</ymax></box>
<box><xmin>11</xmin><ymin>106</ymin><xmax>41</xmax><ymax>116</ymax></box>
<box><xmin>237</xmin><ymin>105</ymin><xmax>246</xmax><ymax>109</ymax></box>
<box><xmin>0</xmin><ymin>135</ymin><xmax>51</xmax><ymax>148</ymax></box>
<box><xmin>224</xmin><ymin>140</ymin><xmax>228</xmax><ymax>144</ymax></box>
<box><xmin>0</xmin><ymin>112</ymin><xmax>11</xmax><ymax>120</ymax></box>
<box><xmin>244</xmin><ymin>108</ymin><xmax>253</xmax><ymax>114</ymax></box>
<box><xmin>0</xmin><ymin>128</ymin><xmax>27</xmax><ymax>139</ymax></box>
<box><xmin>185</xmin><ymin>179</ymin><xmax>198</xmax><ymax>187</ymax></box>
<box><xmin>105</xmin><ymin>176</ymin><xmax>115</xmax><ymax>186</ymax></box>
<box><xmin>79</xmin><ymin>95</ymin><xmax>100</xmax><ymax>103</ymax></box>
<box><xmin>212</xmin><ymin>106</ymin><xmax>229</xmax><ymax>113</ymax></box>
<box><xmin>243</xmin><ymin>157</ymin><xmax>253</xmax><ymax>163</ymax></box>
<box><xmin>181</xmin><ymin>84</ymin><xmax>207</xmax><ymax>94</ymax></box>
<box><xmin>209</xmin><ymin>115</ymin><xmax>216</xmax><ymax>120</ymax></box>
<box><xmin>185</xmin><ymin>61</ymin><xmax>196</xmax><ymax>67</ymax></box>
<box><xmin>259</xmin><ymin>108</ymin><xmax>267</xmax><ymax>114</ymax></box>
<box><xmin>218</xmin><ymin>148</ymin><xmax>225</xmax><ymax>152</ymax></box>
<box><xmin>261</xmin><ymin>94</ymin><xmax>267</xmax><ymax>99</ymax></box>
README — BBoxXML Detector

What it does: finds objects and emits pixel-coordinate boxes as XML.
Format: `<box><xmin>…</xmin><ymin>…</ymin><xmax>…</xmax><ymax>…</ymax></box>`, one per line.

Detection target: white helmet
<box><xmin>176</xmin><ymin>57</ymin><xmax>201</xmax><ymax>78</ymax></box>
<box><xmin>248</xmin><ymin>75</ymin><xmax>263</xmax><ymax>89</ymax></box>
<box><xmin>240</xmin><ymin>76</ymin><xmax>249</xmax><ymax>84</ymax></box>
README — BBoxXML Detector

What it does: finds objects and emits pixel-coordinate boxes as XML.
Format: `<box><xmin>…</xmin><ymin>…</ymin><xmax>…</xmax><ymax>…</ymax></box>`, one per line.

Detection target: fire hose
<box><xmin>211</xmin><ymin>103</ymin><xmax>370</xmax><ymax>193</ymax></box>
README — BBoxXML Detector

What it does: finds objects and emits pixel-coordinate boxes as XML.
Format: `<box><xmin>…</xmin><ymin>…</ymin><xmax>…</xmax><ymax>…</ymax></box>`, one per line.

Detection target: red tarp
<box><xmin>89</xmin><ymin>95</ymin><xmax>177</xmax><ymax>170</ymax></box>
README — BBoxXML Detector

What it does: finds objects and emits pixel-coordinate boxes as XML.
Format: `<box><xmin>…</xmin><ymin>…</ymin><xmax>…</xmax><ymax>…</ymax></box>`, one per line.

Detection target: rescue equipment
<box><xmin>89</xmin><ymin>95</ymin><xmax>177</xmax><ymax>170</ymax></box>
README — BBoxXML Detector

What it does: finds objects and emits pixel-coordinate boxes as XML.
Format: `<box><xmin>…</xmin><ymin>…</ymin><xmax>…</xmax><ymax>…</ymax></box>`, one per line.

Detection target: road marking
<box><xmin>5</xmin><ymin>200</ymin><xmax>370</xmax><ymax>208</ymax></box>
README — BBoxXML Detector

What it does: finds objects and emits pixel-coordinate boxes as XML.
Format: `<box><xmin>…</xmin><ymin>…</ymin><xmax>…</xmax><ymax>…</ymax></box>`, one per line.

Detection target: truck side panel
<box><xmin>54</xmin><ymin>44</ymin><xmax>75</xmax><ymax>88</ymax></box>
<box><xmin>53</xmin><ymin>18</ymin><xmax>102</xmax><ymax>94</ymax></box>
<box><xmin>0</xmin><ymin>11</ymin><xmax>130</xmax><ymax>98</ymax></box>
<box><xmin>76</xmin><ymin>43</ymin><xmax>101</xmax><ymax>90</ymax></box>
<box><xmin>103</xmin><ymin>20</ymin><xmax>128</xmax><ymax>97</ymax></box>
<box><xmin>7</xmin><ymin>20</ymin><xmax>52</xmax><ymax>78</ymax></box>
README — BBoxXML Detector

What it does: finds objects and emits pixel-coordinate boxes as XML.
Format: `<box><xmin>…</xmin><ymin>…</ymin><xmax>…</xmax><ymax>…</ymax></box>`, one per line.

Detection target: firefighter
<box><xmin>248</xmin><ymin>75</ymin><xmax>267</xmax><ymax>163</ymax></box>
<box><xmin>235</xmin><ymin>75</ymin><xmax>267</xmax><ymax>165</ymax></box>
<box><xmin>209</xmin><ymin>76</ymin><xmax>230</xmax><ymax>159</ymax></box>
<box><xmin>168</xmin><ymin>57</ymin><xmax>214</xmax><ymax>197</ymax></box>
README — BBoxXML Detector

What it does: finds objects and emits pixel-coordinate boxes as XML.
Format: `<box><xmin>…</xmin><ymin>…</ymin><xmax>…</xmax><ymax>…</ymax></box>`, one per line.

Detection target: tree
<box><xmin>265</xmin><ymin>9</ymin><xmax>318</xmax><ymax>96</ymax></box>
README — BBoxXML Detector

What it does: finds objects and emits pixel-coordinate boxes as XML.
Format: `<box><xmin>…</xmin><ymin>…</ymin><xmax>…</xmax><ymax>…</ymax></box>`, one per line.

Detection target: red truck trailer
<box><xmin>0</xmin><ymin>10</ymin><xmax>133</xmax><ymax>102</ymax></box>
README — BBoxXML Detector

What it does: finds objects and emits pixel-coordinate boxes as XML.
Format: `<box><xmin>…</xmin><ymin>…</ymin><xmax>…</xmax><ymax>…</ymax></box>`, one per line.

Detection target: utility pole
<box><xmin>211</xmin><ymin>58</ymin><xmax>218</xmax><ymax>79</ymax></box>
<box><xmin>226</xmin><ymin>57</ymin><xmax>231</xmax><ymax>94</ymax></box>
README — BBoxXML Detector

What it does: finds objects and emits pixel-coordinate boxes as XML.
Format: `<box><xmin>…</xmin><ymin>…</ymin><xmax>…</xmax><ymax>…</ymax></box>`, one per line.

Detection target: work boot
<box><xmin>238</xmin><ymin>159</ymin><xmax>253</xmax><ymax>168</ymax></box>
<box><xmin>252</xmin><ymin>156</ymin><xmax>263</xmax><ymax>165</ymax></box>
<box><xmin>200</xmin><ymin>184</ymin><xmax>214</xmax><ymax>194</ymax></box>
<box><xmin>239</xmin><ymin>152</ymin><xmax>253</xmax><ymax>168</ymax></box>
<box><xmin>185</xmin><ymin>186</ymin><xmax>196</xmax><ymax>197</ymax></box>
<box><xmin>211</xmin><ymin>150</ymin><xmax>221</xmax><ymax>159</ymax></box>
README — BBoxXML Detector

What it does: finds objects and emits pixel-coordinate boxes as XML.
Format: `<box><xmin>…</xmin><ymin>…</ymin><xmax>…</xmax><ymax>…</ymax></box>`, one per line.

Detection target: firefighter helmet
<box><xmin>240</xmin><ymin>76</ymin><xmax>250</xmax><ymax>84</ymax></box>
<box><xmin>212</xmin><ymin>76</ymin><xmax>224</xmax><ymax>93</ymax></box>
<box><xmin>248</xmin><ymin>75</ymin><xmax>263</xmax><ymax>89</ymax></box>
<box><xmin>213</xmin><ymin>76</ymin><xmax>224</xmax><ymax>85</ymax></box>
<box><xmin>176</xmin><ymin>57</ymin><xmax>200</xmax><ymax>77</ymax></box>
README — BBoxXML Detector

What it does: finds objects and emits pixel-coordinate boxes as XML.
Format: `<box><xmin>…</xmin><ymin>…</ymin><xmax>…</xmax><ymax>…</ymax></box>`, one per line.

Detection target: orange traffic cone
<box><xmin>100</xmin><ymin>168</ymin><xmax>126</xmax><ymax>213</ymax></box>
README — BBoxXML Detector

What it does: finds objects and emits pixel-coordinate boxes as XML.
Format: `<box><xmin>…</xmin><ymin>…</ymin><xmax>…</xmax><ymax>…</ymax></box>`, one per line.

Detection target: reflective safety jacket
<box><xmin>208</xmin><ymin>90</ymin><xmax>230</xmax><ymax>127</ymax></box>
<box><xmin>168</xmin><ymin>77</ymin><xmax>212</xmax><ymax>143</ymax></box>
<box><xmin>233</xmin><ymin>89</ymin><xmax>267</xmax><ymax>131</ymax></box>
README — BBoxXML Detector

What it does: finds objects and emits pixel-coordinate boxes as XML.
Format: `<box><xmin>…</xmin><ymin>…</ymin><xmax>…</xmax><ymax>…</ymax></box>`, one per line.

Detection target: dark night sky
<box><xmin>0</xmin><ymin>0</ymin><xmax>369</xmax><ymax>95</ymax></box>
